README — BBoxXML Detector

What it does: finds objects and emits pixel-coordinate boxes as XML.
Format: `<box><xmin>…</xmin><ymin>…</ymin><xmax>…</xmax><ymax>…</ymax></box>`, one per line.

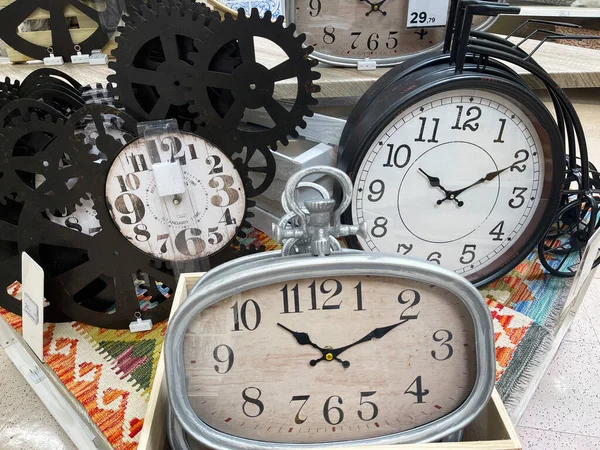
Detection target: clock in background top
<box><xmin>286</xmin><ymin>0</ymin><xmax>502</xmax><ymax>67</ymax></box>
<box><xmin>105</xmin><ymin>131</ymin><xmax>246</xmax><ymax>262</ymax></box>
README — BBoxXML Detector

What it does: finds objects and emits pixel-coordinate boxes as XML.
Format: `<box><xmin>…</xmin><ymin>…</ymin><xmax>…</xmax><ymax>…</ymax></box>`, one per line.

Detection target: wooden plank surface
<box><xmin>1</xmin><ymin>36</ymin><xmax>599</xmax><ymax>100</ymax></box>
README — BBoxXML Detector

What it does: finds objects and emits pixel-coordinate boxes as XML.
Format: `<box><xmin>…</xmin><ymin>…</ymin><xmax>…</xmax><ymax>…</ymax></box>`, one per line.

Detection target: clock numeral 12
<box><xmin>280</xmin><ymin>280</ymin><xmax>366</xmax><ymax>313</ymax></box>
<box><xmin>452</xmin><ymin>105</ymin><xmax>481</xmax><ymax>131</ymax></box>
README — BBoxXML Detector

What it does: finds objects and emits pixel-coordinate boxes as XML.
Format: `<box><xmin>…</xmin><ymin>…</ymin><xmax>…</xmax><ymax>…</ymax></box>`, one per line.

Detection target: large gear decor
<box><xmin>184</xmin><ymin>8</ymin><xmax>321</xmax><ymax>152</ymax></box>
<box><xmin>108</xmin><ymin>0</ymin><xmax>224</xmax><ymax>122</ymax></box>
<box><xmin>0</xmin><ymin>0</ymin><xmax>119</xmax><ymax>60</ymax></box>
<box><xmin>0</xmin><ymin>110</ymin><xmax>67</xmax><ymax>206</ymax></box>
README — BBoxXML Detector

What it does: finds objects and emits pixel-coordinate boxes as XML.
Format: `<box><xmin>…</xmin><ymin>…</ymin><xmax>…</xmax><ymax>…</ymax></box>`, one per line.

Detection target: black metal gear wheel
<box><xmin>107</xmin><ymin>1</ymin><xmax>225</xmax><ymax>122</ymax></box>
<box><xmin>0</xmin><ymin>197</ymin><xmax>70</xmax><ymax>321</ymax></box>
<box><xmin>0</xmin><ymin>0</ymin><xmax>118</xmax><ymax>60</ymax></box>
<box><xmin>0</xmin><ymin>111</ymin><xmax>69</xmax><ymax>206</ymax></box>
<box><xmin>184</xmin><ymin>8</ymin><xmax>321</xmax><ymax>153</ymax></box>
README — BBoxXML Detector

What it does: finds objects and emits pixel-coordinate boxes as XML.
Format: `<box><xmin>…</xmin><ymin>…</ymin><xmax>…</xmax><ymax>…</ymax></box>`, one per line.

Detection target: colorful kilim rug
<box><xmin>0</xmin><ymin>228</ymin><xmax>569</xmax><ymax>448</ymax></box>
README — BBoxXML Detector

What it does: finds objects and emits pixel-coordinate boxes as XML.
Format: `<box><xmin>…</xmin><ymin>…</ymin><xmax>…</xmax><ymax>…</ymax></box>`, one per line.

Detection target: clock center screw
<box><xmin>172</xmin><ymin>194</ymin><xmax>182</xmax><ymax>205</ymax></box>
<box><xmin>324</xmin><ymin>345</ymin><xmax>334</xmax><ymax>361</ymax></box>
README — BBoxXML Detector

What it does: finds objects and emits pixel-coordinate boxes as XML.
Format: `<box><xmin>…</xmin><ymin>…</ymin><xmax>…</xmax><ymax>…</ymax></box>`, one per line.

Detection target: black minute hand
<box><xmin>330</xmin><ymin>319</ymin><xmax>410</xmax><ymax>358</ymax></box>
<box><xmin>308</xmin><ymin>319</ymin><xmax>411</xmax><ymax>369</ymax></box>
<box><xmin>442</xmin><ymin>165</ymin><xmax>513</xmax><ymax>203</ymax></box>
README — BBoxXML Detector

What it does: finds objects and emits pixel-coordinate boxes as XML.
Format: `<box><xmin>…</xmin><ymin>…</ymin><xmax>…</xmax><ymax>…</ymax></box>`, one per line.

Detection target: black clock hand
<box><xmin>278</xmin><ymin>323</ymin><xmax>350</xmax><ymax>367</ymax></box>
<box><xmin>361</xmin><ymin>0</ymin><xmax>387</xmax><ymax>15</ymax></box>
<box><xmin>438</xmin><ymin>165</ymin><xmax>513</xmax><ymax>206</ymax></box>
<box><xmin>419</xmin><ymin>168</ymin><xmax>462</xmax><ymax>206</ymax></box>
<box><xmin>419</xmin><ymin>168</ymin><xmax>449</xmax><ymax>194</ymax></box>
<box><xmin>310</xmin><ymin>319</ymin><xmax>411</xmax><ymax>368</ymax></box>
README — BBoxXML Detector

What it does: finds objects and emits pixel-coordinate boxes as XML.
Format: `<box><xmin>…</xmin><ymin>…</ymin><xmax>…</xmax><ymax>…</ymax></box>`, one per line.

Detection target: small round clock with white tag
<box><xmin>105</xmin><ymin>131</ymin><xmax>246</xmax><ymax>262</ymax></box>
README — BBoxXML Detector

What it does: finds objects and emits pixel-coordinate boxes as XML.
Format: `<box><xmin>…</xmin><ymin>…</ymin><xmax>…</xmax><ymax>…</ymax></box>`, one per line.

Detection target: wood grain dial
<box><xmin>105</xmin><ymin>132</ymin><xmax>245</xmax><ymax>262</ymax></box>
<box><xmin>183</xmin><ymin>275</ymin><xmax>477</xmax><ymax>443</ymax></box>
<box><xmin>293</xmin><ymin>0</ymin><xmax>490</xmax><ymax>62</ymax></box>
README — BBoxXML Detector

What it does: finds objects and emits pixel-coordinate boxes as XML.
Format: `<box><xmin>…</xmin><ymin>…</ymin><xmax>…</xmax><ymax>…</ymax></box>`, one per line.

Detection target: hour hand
<box><xmin>277</xmin><ymin>323</ymin><xmax>323</xmax><ymax>351</ymax></box>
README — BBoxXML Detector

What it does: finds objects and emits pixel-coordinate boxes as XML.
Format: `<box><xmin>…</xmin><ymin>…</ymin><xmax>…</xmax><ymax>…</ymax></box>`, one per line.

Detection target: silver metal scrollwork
<box><xmin>272</xmin><ymin>166</ymin><xmax>367</xmax><ymax>256</ymax></box>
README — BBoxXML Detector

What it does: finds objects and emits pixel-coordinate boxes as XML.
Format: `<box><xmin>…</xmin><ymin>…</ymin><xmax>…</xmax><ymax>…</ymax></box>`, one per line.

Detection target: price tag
<box><xmin>406</xmin><ymin>0</ymin><xmax>450</xmax><ymax>28</ymax></box>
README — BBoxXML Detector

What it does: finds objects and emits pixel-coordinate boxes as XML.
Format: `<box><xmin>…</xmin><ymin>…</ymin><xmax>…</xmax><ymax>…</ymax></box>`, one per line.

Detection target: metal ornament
<box><xmin>165</xmin><ymin>167</ymin><xmax>495</xmax><ymax>448</ymax></box>
<box><xmin>273</xmin><ymin>167</ymin><xmax>366</xmax><ymax>256</ymax></box>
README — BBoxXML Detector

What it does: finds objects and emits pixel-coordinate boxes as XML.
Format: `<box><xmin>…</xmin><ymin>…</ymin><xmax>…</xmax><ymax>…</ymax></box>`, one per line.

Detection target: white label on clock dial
<box><xmin>352</xmin><ymin>89</ymin><xmax>546</xmax><ymax>279</ymax></box>
<box><xmin>105</xmin><ymin>132</ymin><xmax>246</xmax><ymax>262</ymax></box>
<box><xmin>183</xmin><ymin>275</ymin><xmax>477</xmax><ymax>443</ymax></box>
<box><xmin>406</xmin><ymin>0</ymin><xmax>450</xmax><ymax>28</ymax></box>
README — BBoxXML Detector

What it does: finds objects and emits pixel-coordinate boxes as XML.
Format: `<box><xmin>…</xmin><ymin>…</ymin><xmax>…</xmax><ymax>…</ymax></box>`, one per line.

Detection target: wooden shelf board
<box><xmin>1</xmin><ymin>36</ymin><xmax>599</xmax><ymax>102</ymax></box>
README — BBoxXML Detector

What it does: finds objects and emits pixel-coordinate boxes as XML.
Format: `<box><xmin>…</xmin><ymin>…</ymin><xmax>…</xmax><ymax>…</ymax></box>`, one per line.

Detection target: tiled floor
<box><xmin>0</xmin><ymin>349</ymin><xmax>76</xmax><ymax>450</ymax></box>
<box><xmin>517</xmin><ymin>277</ymin><xmax>600</xmax><ymax>449</ymax></box>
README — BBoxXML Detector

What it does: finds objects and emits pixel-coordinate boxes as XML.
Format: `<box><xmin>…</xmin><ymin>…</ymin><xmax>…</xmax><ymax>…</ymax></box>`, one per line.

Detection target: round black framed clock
<box><xmin>339</xmin><ymin>70</ymin><xmax>565</xmax><ymax>286</ymax></box>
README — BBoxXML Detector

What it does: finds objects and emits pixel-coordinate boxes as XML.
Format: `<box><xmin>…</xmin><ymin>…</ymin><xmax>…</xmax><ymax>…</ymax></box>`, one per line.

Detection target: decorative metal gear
<box><xmin>0</xmin><ymin>0</ymin><xmax>118</xmax><ymax>60</ymax></box>
<box><xmin>184</xmin><ymin>8</ymin><xmax>321</xmax><ymax>153</ymax></box>
<box><xmin>34</xmin><ymin>104</ymin><xmax>139</xmax><ymax>214</ymax></box>
<box><xmin>0</xmin><ymin>98</ymin><xmax>64</xmax><ymax>128</ymax></box>
<box><xmin>0</xmin><ymin>197</ymin><xmax>70</xmax><ymax>321</ymax></box>
<box><xmin>0</xmin><ymin>112</ymin><xmax>70</xmax><ymax>206</ymax></box>
<box><xmin>107</xmin><ymin>0</ymin><xmax>225</xmax><ymax>122</ymax></box>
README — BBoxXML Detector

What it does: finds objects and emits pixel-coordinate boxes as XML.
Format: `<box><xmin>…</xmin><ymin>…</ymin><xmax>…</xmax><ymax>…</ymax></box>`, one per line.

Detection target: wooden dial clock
<box><xmin>285</xmin><ymin>0</ymin><xmax>501</xmax><ymax>67</ymax></box>
<box><xmin>165</xmin><ymin>167</ymin><xmax>495</xmax><ymax>448</ymax></box>
<box><xmin>105</xmin><ymin>131</ymin><xmax>246</xmax><ymax>262</ymax></box>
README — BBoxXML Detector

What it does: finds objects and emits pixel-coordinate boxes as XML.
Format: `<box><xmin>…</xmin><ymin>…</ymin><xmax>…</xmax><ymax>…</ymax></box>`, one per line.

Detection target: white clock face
<box><xmin>183</xmin><ymin>275</ymin><xmax>476</xmax><ymax>443</ymax></box>
<box><xmin>352</xmin><ymin>89</ymin><xmax>548</xmax><ymax>280</ymax></box>
<box><xmin>105</xmin><ymin>132</ymin><xmax>246</xmax><ymax>262</ymax></box>
<box><xmin>293</xmin><ymin>0</ymin><xmax>489</xmax><ymax>61</ymax></box>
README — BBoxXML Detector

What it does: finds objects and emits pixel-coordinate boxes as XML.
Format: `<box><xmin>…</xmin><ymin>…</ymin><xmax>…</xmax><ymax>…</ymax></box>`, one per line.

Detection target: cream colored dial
<box><xmin>183</xmin><ymin>275</ymin><xmax>477</xmax><ymax>443</ymax></box>
<box><xmin>293</xmin><ymin>0</ymin><xmax>489</xmax><ymax>63</ymax></box>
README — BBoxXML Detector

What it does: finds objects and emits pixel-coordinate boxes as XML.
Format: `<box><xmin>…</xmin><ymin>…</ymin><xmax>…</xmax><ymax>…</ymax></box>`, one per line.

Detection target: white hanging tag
<box><xmin>43</xmin><ymin>47</ymin><xmax>64</xmax><ymax>66</ymax></box>
<box><xmin>129</xmin><ymin>312</ymin><xmax>153</xmax><ymax>333</ymax></box>
<box><xmin>153</xmin><ymin>161</ymin><xmax>186</xmax><ymax>197</ymax></box>
<box><xmin>89</xmin><ymin>49</ymin><xmax>108</xmax><ymax>65</ymax></box>
<box><xmin>70</xmin><ymin>45</ymin><xmax>90</xmax><ymax>64</ymax></box>
<box><xmin>406</xmin><ymin>0</ymin><xmax>450</xmax><ymax>28</ymax></box>
<box><xmin>22</xmin><ymin>253</ymin><xmax>45</xmax><ymax>361</ymax></box>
